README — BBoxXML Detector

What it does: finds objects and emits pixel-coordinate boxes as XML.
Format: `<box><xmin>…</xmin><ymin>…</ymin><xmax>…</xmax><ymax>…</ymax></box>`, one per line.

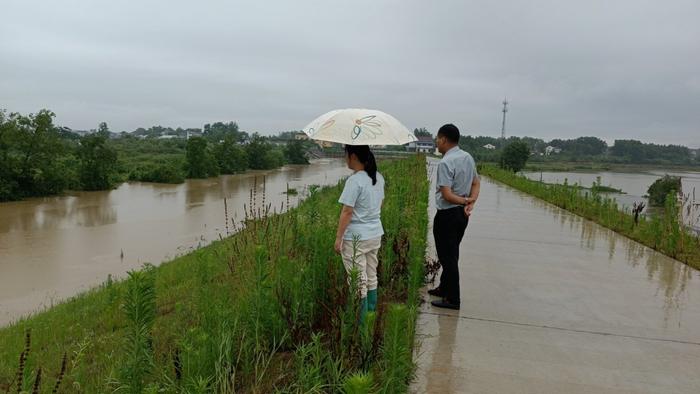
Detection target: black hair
<box><xmin>437</xmin><ymin>124</ymin><xmax>460</xmax><ymax>144</ymax></box>
<box><xmin>344</xmin><ymin>145</ymin><xmax>378</xmax><ymax>185</ymax></box>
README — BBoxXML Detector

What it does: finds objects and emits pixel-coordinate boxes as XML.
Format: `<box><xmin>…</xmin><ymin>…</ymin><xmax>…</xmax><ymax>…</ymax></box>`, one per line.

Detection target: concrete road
<box><xmin>411</xmin><ymin>166</ymin><xmax>700</xmax><ymax>393</ymax></box>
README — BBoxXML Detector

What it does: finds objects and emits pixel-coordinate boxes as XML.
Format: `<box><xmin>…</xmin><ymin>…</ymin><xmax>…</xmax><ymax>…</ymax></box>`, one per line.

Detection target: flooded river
<box><xmin>0</xmin><ymin>159</ymin><xmax>349</xmax><ymax>326</ymax></box>
<box><xmin>522</xmin><ymin>169</ymin><xmax>700</xmax><ymax>198</ymax></box>
<box><xmin>523</xmin><ymin>169</ymin><xmax>700</xmax><ymax>231</ymax></box>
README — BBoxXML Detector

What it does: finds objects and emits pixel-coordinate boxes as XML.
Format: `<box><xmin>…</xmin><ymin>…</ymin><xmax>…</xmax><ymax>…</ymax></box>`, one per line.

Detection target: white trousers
<box><xmin>340</xmin><ymin>236</ymin><xmax>382</xmax><ymax>298</ymax></box>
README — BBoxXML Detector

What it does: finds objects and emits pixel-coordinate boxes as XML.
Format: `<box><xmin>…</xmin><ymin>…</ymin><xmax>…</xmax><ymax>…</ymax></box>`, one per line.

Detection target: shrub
<box><xmin>500</xmin><ymin>141</ymin><xmax>530</xmax><ymax>172</ymax></box>
<box><xmin>647</xmin><ymin>175</ymin><xmax>681</xmax><ymax>206</ymax></box>
<box><xmin>129</xmin><ymin>161</ymin><xmax>186</xmax><ymax>183</ymax></box>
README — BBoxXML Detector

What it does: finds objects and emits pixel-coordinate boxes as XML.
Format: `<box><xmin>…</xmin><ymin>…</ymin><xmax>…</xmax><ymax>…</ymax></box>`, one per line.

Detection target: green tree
<box><xmin>500</xmin><ymin>141</ymin><xmax>530</xmax><ymax>172</ymax></box>
<box><xmin>203</xmin><ymin>121</ymin><xmax>243</xmax><ymax>143</ymax></box>
<box><xmin>77</xmin><ymin>132</ymin><xmax>119</xmax><ymax>190</ymax></box>
<box><xmin>246</xmin><ymin>134</ymin><xmax>271</xmax><ymax>169</ymax></box>
<box><xmin>284</xmin><ymin>140</ymin><xmax>309</xmax><ymax>164</ymax></box>
<box><xmin>98</xmin><ymin>121</ymin><xmax>110</xmax><ymax>137</ymax></box>
<box><xmin>7</xmin><ymin>109</ymin><xmax>76</xmax><ymax>198</ymax></box>
<box><xmin>647</xmin><ymin>175</ymin><xmax>682</xmax><ymax>206</ymax></box>
<box><xmin>413</xmin><ymin>127</ymin><xmax>431</xmax><ymax>137</ymax></box>
<box><xmin>214</xmin><ymin>135</ymin><xmax>248</xmax><ymax>174</ymax></box>
<box><xmin>549</xmin><ymin>136</ymin><xmax>607</xmax><ymax>156</ymax></box>
<box><xmin>0</xmin><ymin>110</ymin><xmax>19</xmax><ymax>200</ymax></box>
<box><xmin>611</xmin><ymin>140</ymin><xmax>691</xmax><ymax>164</ymax></box>
<box><xmin>264</xmin><ymin>148</ymin><xmax>286</xmax><ymax>168</ymax></box>
<box><xmin>186</xmin><ymin>136</ymin><xmax>218</xmax><ymax>178</ymax></box>
<box><xmin>245</xmin><ymin>134</ymin><xmax>287</xmax><ymax>170</ymax></box>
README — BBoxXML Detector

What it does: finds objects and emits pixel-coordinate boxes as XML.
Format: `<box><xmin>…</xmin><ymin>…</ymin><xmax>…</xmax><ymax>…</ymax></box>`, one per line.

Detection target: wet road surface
<box><xmin>411</xmin><ymin>162</ymin><xmax>700</xmax><ymax>393</ymax></box>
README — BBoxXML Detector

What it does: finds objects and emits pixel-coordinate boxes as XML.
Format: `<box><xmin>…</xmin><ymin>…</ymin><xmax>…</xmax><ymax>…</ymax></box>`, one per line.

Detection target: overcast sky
<box><xmin>1</xmin><ymin>0</ymin><xmax>698</xmax><ymax>147</ymax></box>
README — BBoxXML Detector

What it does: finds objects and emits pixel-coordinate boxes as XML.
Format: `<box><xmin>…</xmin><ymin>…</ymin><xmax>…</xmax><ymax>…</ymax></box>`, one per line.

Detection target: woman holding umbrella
<box><xmin>302</xmin><ymin>109</ymin><xmax>417</xmax><ymax>322</ymax></box>
<box><xmin>334</xmin><ymin>144</ymin><xmax>384</xmax><ymax>319</ymax></box>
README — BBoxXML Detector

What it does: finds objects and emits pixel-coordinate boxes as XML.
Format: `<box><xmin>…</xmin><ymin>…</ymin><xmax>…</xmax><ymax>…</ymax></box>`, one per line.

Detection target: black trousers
<box><xmin>433</xmin><ymin>206</ymin><xmax>469</xmax><ymax>305</ymax></box>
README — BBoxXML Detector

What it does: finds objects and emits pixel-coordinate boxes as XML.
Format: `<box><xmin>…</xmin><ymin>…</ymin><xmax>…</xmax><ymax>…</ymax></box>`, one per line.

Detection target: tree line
<box><xmin>457</xmin><ymin>135</ymin><xmax>698</xmax><ymax>166</ymax></box>
<box><xmin>0</xmin><ymin>109</ymin><xmax>311</xmax><ymax>202</ymax></box>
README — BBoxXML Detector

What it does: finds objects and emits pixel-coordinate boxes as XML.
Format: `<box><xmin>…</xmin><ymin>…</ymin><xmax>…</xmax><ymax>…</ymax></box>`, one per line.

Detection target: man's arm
<box><xmin>465</xmin><ymin>176</ymin><xmax>480</xmax><ymax>216</ymax></box>
<box><xmin>439</xmin><ymin>186</ymin><xmax>470</xmax><ymax>206</ymax></box>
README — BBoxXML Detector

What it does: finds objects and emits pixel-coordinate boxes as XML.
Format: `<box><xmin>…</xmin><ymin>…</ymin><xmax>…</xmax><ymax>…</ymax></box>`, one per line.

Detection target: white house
<box><xmin>483</xmin><ymin>144</ymin><xmax>496</xmax><ymax>150</ymax></box>
<box><xmin>545</xmin><ymin>145</ymin><xmax>562</xmax><ymax>155</ymax></box>
<box><xmin>406</xmin><ymin>136</ymin><xmax>436</xmax><ymax>153</ymax></box>
<box><xmin>186</xmin><ymin>130</ymin><xmax>203</xmax><ymax>139</ymax></box>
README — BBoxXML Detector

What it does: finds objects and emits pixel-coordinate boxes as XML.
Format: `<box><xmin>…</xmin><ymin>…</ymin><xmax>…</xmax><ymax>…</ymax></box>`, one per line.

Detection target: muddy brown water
<box><xmin>0</xmin><ymin>159</ymin><xmax>350</xmax><ymax>326</ymax></box>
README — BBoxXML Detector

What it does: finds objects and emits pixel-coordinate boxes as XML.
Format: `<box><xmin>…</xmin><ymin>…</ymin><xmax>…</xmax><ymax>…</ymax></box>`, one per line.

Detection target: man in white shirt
<box><xmin>430</xmin><ymin>124</ymin><xmax>480</xmax><ymax>310</ymax></box>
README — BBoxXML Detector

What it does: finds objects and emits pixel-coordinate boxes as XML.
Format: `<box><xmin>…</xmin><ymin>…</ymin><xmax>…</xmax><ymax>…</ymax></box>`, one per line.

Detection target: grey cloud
<box><xmin>1</xmin><ymin>0</ymin><xmax>698</xmax><ymax>146</ymax></box>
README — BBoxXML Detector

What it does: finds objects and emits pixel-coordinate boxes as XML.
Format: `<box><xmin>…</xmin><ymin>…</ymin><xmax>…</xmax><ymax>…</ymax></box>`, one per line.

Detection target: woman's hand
<box><xmin>335</xmin><ymin>205</ymin><xmax>353</xmax><ymax>255</ymax></box>
<box><xmin>334</xmin><ymin>237</ymin><xmax>343</xmax><ymax>254</ymax></box>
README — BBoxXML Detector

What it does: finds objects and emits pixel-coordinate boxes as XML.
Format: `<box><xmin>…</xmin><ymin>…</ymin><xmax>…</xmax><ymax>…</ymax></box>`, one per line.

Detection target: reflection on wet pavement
<box><xmin>412</xmin><ymin>161</ymin><xmax>700</xmax><ymax>393</ymax></box>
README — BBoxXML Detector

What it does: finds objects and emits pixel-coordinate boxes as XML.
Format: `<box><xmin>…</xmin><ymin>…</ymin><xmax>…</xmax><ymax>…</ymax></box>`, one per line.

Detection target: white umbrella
<box><xmin>302</xmin><ymin>108</ymin><xmax>418</xmax><ymax>146</ymax></box>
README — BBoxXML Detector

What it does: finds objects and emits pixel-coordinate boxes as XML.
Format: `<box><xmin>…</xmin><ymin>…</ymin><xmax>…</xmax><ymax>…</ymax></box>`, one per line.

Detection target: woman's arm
<box><xmin>335</xmin><ymin>205</ymin><xmax>354</xmax><ymax>254</ymax></box>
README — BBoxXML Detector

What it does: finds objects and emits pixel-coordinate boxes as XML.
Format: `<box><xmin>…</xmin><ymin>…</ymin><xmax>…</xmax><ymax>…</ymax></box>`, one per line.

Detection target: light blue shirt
<box><xmin>338</xmin><ymin>171</ymin><xmax>385</xmax><ymax>240</ymax></box>
<box><xmin>435</xmin><ymin>146</ymin><xmax>478</xmax><ymax>210</ymax></box>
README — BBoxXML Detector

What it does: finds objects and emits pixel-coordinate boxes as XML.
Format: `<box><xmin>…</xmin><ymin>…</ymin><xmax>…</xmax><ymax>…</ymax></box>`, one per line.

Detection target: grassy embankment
<box><xmin>0</xmin><ymin>156</ymin><xmax>429</xmax><ymax>393</ymax></box>
<box><xmin>480</xmin><ymin>164</ymin><xmax>700</xmax><ymax>270</ymax></box>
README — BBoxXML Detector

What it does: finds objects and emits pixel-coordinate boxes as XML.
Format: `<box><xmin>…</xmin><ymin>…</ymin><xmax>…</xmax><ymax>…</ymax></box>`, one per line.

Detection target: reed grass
<box><xmin>0</xmin><ymin>156</ymin><xmax>429</xmax><ymax>393</ymax></box>
<box><xmin>480</xmin><ymin>164</ymin><xmax>700</xmax><ymax>270</ymax></box>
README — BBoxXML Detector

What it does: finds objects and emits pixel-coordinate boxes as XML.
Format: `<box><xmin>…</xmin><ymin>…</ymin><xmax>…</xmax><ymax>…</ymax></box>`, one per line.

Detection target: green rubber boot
<box><xmin>367</xmin><ymin>289</ymin><xmax>378</xmax><ymax>312</ymax></box>
<box><xmin>359</xmin><ymin>297</ymin><xmax>368</xmax><ymax>325</ymax></box>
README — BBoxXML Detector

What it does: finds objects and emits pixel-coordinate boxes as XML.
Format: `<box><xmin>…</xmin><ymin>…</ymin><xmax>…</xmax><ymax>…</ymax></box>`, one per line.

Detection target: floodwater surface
<box><xmin>523</xmin><ymin>169</ymin><xmax>700</xmax><ymax>200</ymax></box>
<box><xmin>523</xmin><ymin>169</ymin><xmax>700</xmax><ymax>231</ymax></box>
<box><xmin>0</xmin><ymin>159</ymin><xmax>349</xmax><ymax>326</ymax></box>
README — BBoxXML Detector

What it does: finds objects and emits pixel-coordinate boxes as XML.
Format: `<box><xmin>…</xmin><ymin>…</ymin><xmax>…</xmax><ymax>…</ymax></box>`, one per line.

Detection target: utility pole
<box><xmin>501</xmin><ymin>98</ymin><xmax>508</xmax><ymax>139</ymax></box>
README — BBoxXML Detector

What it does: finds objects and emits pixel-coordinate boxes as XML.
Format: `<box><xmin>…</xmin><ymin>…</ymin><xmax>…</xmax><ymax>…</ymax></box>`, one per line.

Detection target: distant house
<box><xmin>186</xmin><ymin>130</ymin><xmax>202</xmax><ymax>139</ymax></box>
<box><xmin>483</xmin><ymin>144</ymin><xmax>496</xmax><ymax>150</ymax></box>
<box><xmin>315</xmin><ymin>140</ymin><xmax>336</xmax><ymax>149</ymax></box>
<box><xmin>406</xmin><ymin>136</ymin><xmax>435</xmax><ymax>153</ymax></box>
<box><xmin>545</xmin><ymin>146</ymin><xmax>562</xmax><ymax>155</ymax></box>
<box><xmin>158</xmin><ymin>134</ymin><xmax>178</xmax><ymax>140</ymax></box>
<box><xmin>295</xmin><ymin>132</ymin><xmax>310</xmax><ymax>141</ymax></box>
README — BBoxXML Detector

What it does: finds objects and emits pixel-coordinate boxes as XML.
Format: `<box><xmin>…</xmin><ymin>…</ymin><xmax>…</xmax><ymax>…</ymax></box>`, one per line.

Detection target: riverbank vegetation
<box><xmin>480</xmin><ymin>165</ymin><xmax>700</xmax><ymax>270</ymax></box>
<box><xmin>0</xmin><ymin>156</ymin><xmax>429</xmax><ymax>393</ymax></box>
<box><xmin>0</xmin><ymin>109</ymin><xmax>313</xmax><ymax>202</ymax></box>
<box><xmin>647</xmin><ymin>175</ymin><xmax>682</xmax><ymax>206</ymax></box>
